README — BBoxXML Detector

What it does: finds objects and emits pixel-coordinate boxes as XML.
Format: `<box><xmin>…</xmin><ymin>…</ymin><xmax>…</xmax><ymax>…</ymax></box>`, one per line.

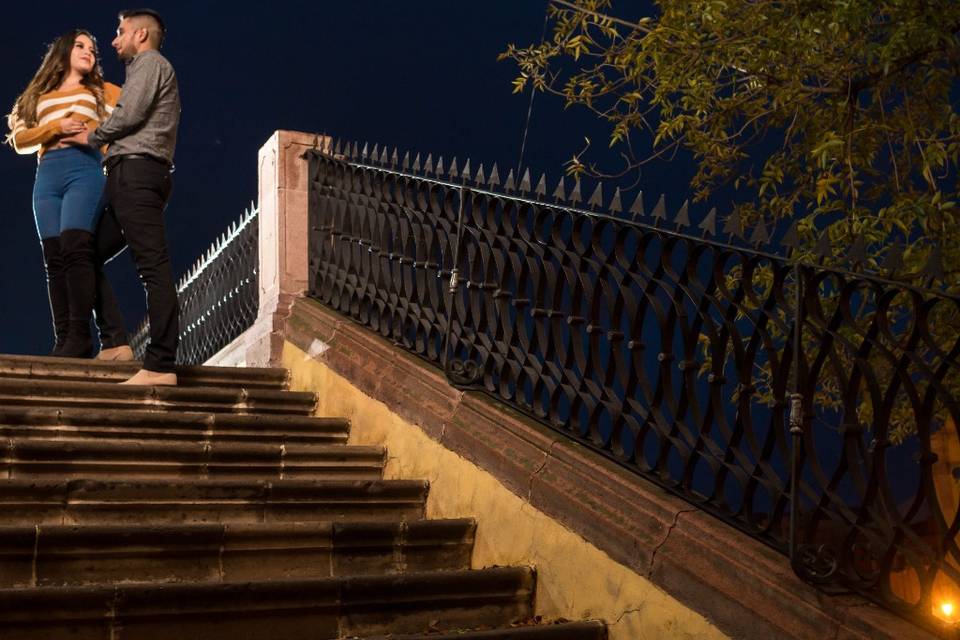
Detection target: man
<box><xmin>83</xmin><ymin>9</ymin><xmax>181</xmax><ymax>386</ymax></box>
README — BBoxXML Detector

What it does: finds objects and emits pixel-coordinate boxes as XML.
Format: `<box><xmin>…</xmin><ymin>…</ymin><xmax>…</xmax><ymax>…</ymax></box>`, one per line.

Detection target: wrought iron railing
<box><xmin>305</xmin><ymin>144</ymin><xmax>960</xmax><ymax>632</ymax></box>
<box><xmin>130</xmin><ymin>205</ymin><xmax>259</xmax><ymax>365</ymax></box>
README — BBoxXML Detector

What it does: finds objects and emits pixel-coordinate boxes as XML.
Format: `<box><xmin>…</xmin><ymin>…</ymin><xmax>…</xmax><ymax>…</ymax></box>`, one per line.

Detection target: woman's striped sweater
<box><xmin>11</xmin><ymin>82</ymin><xmax>121</xmax><ymax>155</ymax></box>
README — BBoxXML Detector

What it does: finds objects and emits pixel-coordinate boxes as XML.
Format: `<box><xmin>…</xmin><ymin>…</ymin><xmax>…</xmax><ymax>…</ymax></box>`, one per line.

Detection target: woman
<box><xmin>6</xmin><ymin>30</ymin><xmax>121</xmax><ymax>357</ymax></box>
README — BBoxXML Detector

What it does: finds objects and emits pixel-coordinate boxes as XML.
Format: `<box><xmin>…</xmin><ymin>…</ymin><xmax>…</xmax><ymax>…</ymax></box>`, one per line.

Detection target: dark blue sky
<box><xmin>0</xmin><ymin>1</ymin><xmax>682</xmax><ymax>356</ymax></box>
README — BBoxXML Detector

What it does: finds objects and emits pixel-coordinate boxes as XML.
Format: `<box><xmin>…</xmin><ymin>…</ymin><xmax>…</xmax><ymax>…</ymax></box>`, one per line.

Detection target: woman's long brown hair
<box><xmin>6</xmin><ymin>29</ymin><xmax>107</xmax><ymax>139</ymax></box>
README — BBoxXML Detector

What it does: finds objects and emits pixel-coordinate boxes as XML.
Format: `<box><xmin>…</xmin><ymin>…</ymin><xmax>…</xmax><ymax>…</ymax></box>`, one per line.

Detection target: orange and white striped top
<box><xmin>10</xmin><ymin>82</ymin><xmax>121</xmax><ymax>156</ymax></box>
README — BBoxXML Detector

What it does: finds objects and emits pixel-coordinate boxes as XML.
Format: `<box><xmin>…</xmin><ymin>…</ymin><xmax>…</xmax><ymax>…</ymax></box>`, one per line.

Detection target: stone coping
<box><xmin>284</xmin><ymin>297</ymin><xmax>943</xmax><ymax>640</ymax></box>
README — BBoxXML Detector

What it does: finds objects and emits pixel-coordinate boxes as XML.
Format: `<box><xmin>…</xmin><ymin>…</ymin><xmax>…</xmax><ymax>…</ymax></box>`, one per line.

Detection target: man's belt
<box><xmin>103</xmin><ymin>153</ymin><xmax>173</xmax><ymax>175</ymax></box>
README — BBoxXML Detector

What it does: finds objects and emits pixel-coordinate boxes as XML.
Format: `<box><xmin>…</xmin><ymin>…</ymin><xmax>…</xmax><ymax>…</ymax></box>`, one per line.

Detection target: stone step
<box><xmin>0</xmin><ymin>438</ymin><xmax>385</xmax><ymax>480</ymax></box>
<box><xmin>0</xmin><ymin>519</ymin><xmax>476</xmax><ymax>587</ymax></box>
<box><xmin>0</xmin><ymin>478</ymin><xmax>428</xmax><ymax>525</ymax></box>
<box><xmin>0</xmin><ymin>567</ymin><xmax>534</xmax><ymax>640</ymax></box>
<box><xmin>0</xmin><ymin>354</ymin><xmax>289</xmax><ymax>389</ymax></box>
<box><xmin>353</xmin><ymin>621</ymin><xmax>608</xmax><ymax>640</ymax></box>
<box><xmin>0</xmin><ymin>407</ymin><xmax>349</xmax><ymax>444</ymax></box>
<box><xmin>0</xmin><ymin>378</ymin><xmax>317</xmax><ymax>415</ymax></box>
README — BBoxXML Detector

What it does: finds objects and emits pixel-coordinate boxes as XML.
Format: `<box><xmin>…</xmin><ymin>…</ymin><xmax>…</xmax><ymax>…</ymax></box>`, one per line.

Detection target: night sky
<box><xmin>0</xmin><ymin>1</ymin><xmax>681</xmax><ymax>356</ymax></box>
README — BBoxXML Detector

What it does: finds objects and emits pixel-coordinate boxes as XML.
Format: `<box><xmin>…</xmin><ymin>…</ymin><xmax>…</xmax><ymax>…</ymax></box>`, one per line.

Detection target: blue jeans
<box><xmin>32</xmin><ymin>146</ymin><xmax>105</xmax><ymax>239</ymax></box>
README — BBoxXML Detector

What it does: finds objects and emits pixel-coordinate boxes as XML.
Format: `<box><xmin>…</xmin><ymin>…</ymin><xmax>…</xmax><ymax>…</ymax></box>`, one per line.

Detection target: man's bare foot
<box><xmin>119</xmin><ymin>369</ymin><xmax>177</xmax><ymax>386</ymax></box>
<box><xmin>96</xmin><ymin>345</ymin><xmax>135</xmax><ymax>361</ymax></box>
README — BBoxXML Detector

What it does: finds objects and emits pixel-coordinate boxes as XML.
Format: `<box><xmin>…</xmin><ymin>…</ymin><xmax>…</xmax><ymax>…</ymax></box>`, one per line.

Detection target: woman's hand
<box><xmin>58</xmin><ymin>117</ymin><xmax>87</xmax><ymax>136</ymax></box>
<box><xmin>60</xmin><ymin>129</ymin><xmax>91</xmax><ymax>146</ymax></box>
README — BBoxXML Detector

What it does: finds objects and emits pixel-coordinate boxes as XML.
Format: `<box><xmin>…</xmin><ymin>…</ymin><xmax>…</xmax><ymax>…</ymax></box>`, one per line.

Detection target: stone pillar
<box><xmin>207</xmin><ymin>130</ymin><xmax>329</xmax><ymax>367</ymax></box>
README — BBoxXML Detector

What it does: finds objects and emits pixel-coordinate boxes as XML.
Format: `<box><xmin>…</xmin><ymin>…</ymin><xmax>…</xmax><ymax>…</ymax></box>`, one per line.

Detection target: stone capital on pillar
<box><xmin>208</xmin><ymin>130</ymin><xmax>330</xmax><ymax>367</ymax></box>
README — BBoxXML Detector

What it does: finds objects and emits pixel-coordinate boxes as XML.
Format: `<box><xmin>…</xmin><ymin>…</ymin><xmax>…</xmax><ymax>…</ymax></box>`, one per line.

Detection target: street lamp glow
<box><xmin>941</xmin><ymin>602</ymin><xmax>955</xmax><ymax>619</ymax></box>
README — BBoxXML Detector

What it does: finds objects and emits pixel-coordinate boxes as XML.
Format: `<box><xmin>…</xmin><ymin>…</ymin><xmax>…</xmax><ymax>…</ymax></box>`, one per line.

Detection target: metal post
<box><xmin>788</xmin><ymin>262</ymin><xmax>804</xmax><ymax>566</ymax></box>
<box><xmin>442</xmin><ymin>187</ymin><xmax>468</xmax><ymax>379</ymax></box>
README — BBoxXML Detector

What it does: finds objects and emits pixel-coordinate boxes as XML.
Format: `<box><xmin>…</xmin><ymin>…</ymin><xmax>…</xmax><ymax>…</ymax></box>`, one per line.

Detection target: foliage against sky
<box><xmin>503</xmin><ymin>0</ymin><xmax>960</xmax><ymax>286</ymax></box>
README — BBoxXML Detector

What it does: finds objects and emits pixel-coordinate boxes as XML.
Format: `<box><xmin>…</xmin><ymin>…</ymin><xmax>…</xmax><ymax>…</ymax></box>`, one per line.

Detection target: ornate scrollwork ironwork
<box><xmin>304</xmin><ymin>147</ymin><xmax>960</xmax><ymax>631</ymax></box>
<box><xmin>130</xmin><ymin>208</ymin><xmax>259</xmax><ymax>365</ymax></box>
<box><xmin>792</xmin><ymin>543</ymin><xmax>841</xmax><ymax>584</ymax></box>
<box><xmin>447</xmin><ymin>358</ymin><xmax>482</xmax><ymax>386</ymax></box>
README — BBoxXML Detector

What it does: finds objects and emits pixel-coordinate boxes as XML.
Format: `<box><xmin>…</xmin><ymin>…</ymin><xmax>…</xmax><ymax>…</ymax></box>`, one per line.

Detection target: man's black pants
<box><xmin>95</xmin><ymin>157</ymin><xmax>178</xmax><ymax>373</ymax></box>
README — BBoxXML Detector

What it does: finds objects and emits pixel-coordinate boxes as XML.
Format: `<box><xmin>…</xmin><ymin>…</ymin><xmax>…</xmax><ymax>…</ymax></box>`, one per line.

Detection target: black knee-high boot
<box><xmin>59</xmin><ymin>229</ymin><xmax>96</xmax><ymax>358</ymax></box>
<box><xmin>39</xmin><ymin>237</ymin><xmax>69</xmax><ymax>356</ymax></box>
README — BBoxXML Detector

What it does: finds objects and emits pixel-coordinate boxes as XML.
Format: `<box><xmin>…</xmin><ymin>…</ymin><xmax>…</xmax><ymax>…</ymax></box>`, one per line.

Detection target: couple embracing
<box><xmin>7</xmin><ymin>9</ymin><xmax>180</xmax><ymax>386</ymax></box>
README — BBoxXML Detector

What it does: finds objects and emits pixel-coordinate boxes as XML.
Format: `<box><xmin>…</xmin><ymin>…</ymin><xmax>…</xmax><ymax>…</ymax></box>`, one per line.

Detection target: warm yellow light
<box><xmin>942</xmin><ymin>602</ymin><xmax>955</xmax><ymax>618</ymax></box>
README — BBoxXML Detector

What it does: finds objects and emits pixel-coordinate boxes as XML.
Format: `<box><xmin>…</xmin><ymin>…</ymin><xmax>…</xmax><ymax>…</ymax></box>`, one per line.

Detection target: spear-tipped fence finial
<box><xmin>749</xmin><ymin>220</ymin><xmax>769</xmax><ymax>246</ymax></box>
<box><xmin>588</xmin><ymin>183</ymin><xmax>603</xmax><ymax>210</ymax></box>
<box><xmin>362</xmin><ymin>142</ymin><xmax>370</xmax><ymax>161</ymax></box>
<box><xmin>520</xmin><ymin>168</ymin><xmax>532</xmax><ymax>194</ymax></box>
<box><xmin>449</xmin><ymin>157</ymin><xmax>459</xmax><ymax>179</ymax></box>
<box><xmin>474</xmin><ymin>163</ymin><xmax>486</xmax><ymax>187</ymax></box>
<box><xmin>504</xmin><ymin>169</ymin><xmax>516</xmax><ymax>193</ymax></box>
<box><xmin>882</xmin><ymin>243</ymin><xmax>905</xmax><ymax>275</ymax></box>
<box><xmin>570</xmin><ymin>179</ymin><xmax>583</xmax><ymax>206</ymax></box>
<box><xmin>553</xmin><ymin>176</ymin><xmax>566</xmax><ymax>203</ymax></box>
<box><xmin>846</xmin><ymin>234</ymin><xmax>868</xmax><ymax>267</ymax></box>
<box><xmin>535</xmin><ymin>173</ymin><xmax>548</xmax><ymax>199</ymax></box>
<box><xmin>424</xmin><ymin>153</ymin><xmax>434</xmax><ymax>175</ymax></box>
<box><xmin>674</xmin><ymin>199</ymin><xmax>690</xmax><ymax>229</ymax></box>
<box><xmin>489</xmin><ymin>164</ymin><xmax>501</xmax><ymax>189</ymax></box>
<box><xmin>629</xmin><ymin>191</ymin><xmax>645</xmax><ymax>221</ymax></box>
<box><xmin>699</xmin><ymin>207</ymin><xmax>717</xmax><ymax>237</ymax></box>
<box><xmin>462</xmin><ymin>159</ymin><xmax>472</xmax><ymax>183</ymax></box>
<box><xmin>782</xmin><ymin>221</ymin><xmax>801</xmax><ymax>252</ymax></box>
<box><xmin>723</xmin><ymin>210</ymin><xmax>743</xmax><ymax>240</ymax></box>
<box><xmin>651</xmin><ymin>194</ymin><xmax>667</xmax><ymax>226</ymax></box>
<box><xmin>610</xmin><ymin>187</ymin><xmax>623</xmax><ymax>214</ymax></box>
<box><xmin>923</xmin><ymin>244</ymin><xmax>946</xmax><ymax>282</ymax></box>
<box><xmin>813</xmin><ymin>232</ymin><xmax>833</xmax><ymax>261</ymax></box>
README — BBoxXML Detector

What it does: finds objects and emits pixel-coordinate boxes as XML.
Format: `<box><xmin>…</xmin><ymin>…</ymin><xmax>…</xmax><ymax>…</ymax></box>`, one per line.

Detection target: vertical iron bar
<box><xmin>442</xmin><ymin>186</ymin><xmax>469</xmax><ymax>378</ymax></box>
<box><xmin>788</xmin><ymin>262</ymin><xmax>804</xmax><ymax>565</ymax></box>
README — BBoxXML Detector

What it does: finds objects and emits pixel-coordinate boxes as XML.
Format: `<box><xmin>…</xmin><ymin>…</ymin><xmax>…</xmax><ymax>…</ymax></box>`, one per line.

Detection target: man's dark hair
<box><xmin>119</xmin><ymin>9</ymin><xmax>166</xmax><ymax>46</ymax></box>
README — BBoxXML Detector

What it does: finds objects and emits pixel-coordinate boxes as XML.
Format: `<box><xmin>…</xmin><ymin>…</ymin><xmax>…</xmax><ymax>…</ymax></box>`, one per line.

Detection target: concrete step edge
<box><xmin>0</xmin><ymin>567</ymin><xmax>535</xmax><ymax>627</ymax></box>
<box><xmin>0</xmin><ymin>379</ymin><xmax>317</xmax><ymax>415</ymax></box>
<box><xmin>5</xmin><ymin>438</ymin><xmax>385</xmax><ymax>460</ymax></box>
<box><xmin>0</xmin><ymin>519</ymin><xmax>479</xmax><ymax>587</ymax></box>
<box><xmin>350</xmin><ymin>620</ymin><xmax>608</xmax><ymax>640</ymax></box>
<box><xmin>0</xmin><ymin>354</ymin><xmax>290</xmax><ymax>389</ymax></box>
<box><xmin>0</xmin><ymin>477</ymin><xmax>428</xmax><ymax>495</ymax></box>
<box><xmin>0</xmin><ymin>407</ymin><xmax>348</xmax><ymax>431</ymax></box>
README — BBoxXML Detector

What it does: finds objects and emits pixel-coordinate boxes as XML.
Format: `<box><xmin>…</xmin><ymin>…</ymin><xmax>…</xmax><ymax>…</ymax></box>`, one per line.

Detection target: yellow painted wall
<box><xmin>284</xmin><ymin>341</ymin><xmax>727</xmax><ymax>640</ymax></box>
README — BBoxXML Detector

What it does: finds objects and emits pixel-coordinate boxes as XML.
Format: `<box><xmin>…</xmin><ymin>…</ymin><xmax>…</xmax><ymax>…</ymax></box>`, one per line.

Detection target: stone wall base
<box><xmin>281</xmin><ymin>297</ymin><xmax>940</xmax><ymax>640</ymax></box>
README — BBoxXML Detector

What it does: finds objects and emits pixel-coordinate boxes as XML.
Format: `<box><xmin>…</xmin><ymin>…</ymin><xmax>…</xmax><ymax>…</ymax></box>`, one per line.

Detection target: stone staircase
<box><xmin>0</xmin><ymin>355</ymin><xmax>606</xmax><ymax>640</ymax></box>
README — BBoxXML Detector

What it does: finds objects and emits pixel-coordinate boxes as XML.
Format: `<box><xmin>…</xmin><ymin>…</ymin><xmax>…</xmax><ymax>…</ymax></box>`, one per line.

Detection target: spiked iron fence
<box><xmin>131</xmin><ymin>205</ymin><xmax>259</xmax><ymax>365</ymax></box>
<box><xmin>305</xmin><ymin>142</ymin><xmax>960</xmax><ymax>631</ymax></box>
